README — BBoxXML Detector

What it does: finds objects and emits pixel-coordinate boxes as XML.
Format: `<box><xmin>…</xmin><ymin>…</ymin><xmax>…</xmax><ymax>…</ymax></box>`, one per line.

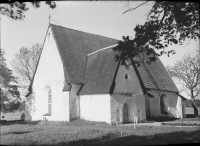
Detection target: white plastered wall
<box><xmin>80</xmin><ymin>94</ymin><xmax>111</xmax><ymax>124</ymax></box>
<box><xmin>176</xmin><ymin>96</ymin><xmax>183</xmax><ymax>118</ymax></box>
<box><xmin>30</xmin><ymin>27</ymin><xmax>69</xmax><ymax>121</ymax></box>
<box><xmin>149</xmin><ymin>89</ymin><xmax>182</xmax><ymax>118</ymax></box>
<box><xmin>113</xmin><ymin>64</ymin><xmax>142</xmax><ymax>94</ymax></box>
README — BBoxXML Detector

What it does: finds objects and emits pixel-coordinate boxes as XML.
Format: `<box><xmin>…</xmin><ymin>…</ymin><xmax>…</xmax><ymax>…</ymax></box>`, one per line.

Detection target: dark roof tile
<box><xmin>79</xmin><ymin>47</ymin><xmax>119</xmax><ymax>94</ymax></box>
<box><xmin>79</xmin><ymin>48</ymin><xmax>179</xmax><ymax>94</ymax></box>
<box><xmin>138</xmin><ymin>54</ymin><xmax>179</xmax><ymax>92</ymax></box>
<box><xmin>51</xmin><ymin>24</ymin><xmax>118</xmax><ymax>83</ymax></box>
<box><xmin>28</xmin><ymin>24</ymin><xmax>179</xmax><ymax>96</ymax></box>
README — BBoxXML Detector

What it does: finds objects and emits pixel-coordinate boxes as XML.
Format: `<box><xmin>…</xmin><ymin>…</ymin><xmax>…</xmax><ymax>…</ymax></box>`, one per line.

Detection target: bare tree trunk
<box><xmin>190</xmin><ymin>89</ymin><xmax>199</xmax><ymax>117</ymax></box>
<box><xmin>191</xmin><ymin>100</ymin><xmax>199</xmax><ymax>117</ymax></box>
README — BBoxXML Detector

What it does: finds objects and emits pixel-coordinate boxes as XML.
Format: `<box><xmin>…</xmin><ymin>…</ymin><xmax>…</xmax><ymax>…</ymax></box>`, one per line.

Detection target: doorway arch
<box><xmin>123</xmin><ymin>98</ymin><xmax>137</xmax><ymax>123</ymax></box>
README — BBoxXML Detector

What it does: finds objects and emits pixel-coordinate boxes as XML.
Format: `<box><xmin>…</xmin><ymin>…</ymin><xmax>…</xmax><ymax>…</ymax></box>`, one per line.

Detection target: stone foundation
<box><xmin>110</xmin><ymin>96</ymin><xmax>123</xmax><ymax>125</ymax></box>
<box><xmin>69</xmin><ymin>84</ymin><xmax>82</xmax><ymax>121</ymax></box>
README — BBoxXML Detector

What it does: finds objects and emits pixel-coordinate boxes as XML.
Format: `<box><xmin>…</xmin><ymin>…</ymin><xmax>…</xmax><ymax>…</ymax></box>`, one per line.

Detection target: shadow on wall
<box><xmin>168</xmin><ymin>109</ymin><xmax>177</xmax><ymax>118</ymax></box>
<box><xmin>149</xmin><ymin>110</ymin><xmax>178</xmax><ymax>122</ymax></box>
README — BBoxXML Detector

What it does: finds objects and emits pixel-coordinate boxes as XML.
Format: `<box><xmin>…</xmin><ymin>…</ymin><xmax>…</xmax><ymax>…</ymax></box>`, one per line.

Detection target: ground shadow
<box><xmin>54</xmin><ymin>130</ymin><xmax>200</xmax><ymax>146</ymax></box>
<box><xmin>0</xmin><ymin>120</ymin><xmax>41</xmax><ymax>126</ymax></box>
<box><xmin>186</xmin><ymin>114</ymin><xmax>198</xmax><ymax>118</ymax></box>
<box><xmin>2</xmin><ymin>131</ymin><xmax>32</xmax><ymax>136</ymax></box>
<box><xmin>148</xmin><ymin>117</ymin><xmax>178</xmax><ymax>122</ymax></box>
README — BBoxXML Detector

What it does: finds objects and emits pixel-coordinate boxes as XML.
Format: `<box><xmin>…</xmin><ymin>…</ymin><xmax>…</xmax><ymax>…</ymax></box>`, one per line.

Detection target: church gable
<box><xmin>30</xmin><ymin>26</ymin><xmax>70</xmax><ymax>121</ymax></box>
<box><xmin>32</xmin><ymin>27</ymin><xmax>65</xmax><ymax>91</ymax></box>
<box><xmin>113</xmin><ymin>62</ymin><xmax>143</xmax><ymax>94</ymax></box>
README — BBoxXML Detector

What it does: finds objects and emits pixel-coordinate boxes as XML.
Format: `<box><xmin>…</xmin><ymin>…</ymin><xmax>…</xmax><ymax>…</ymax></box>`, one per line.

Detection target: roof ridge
<box><xmin>87</xmin><ymin>44</ymin><xmax>118</xmax><ymax>56</ymax></box>
<box><xmin>82</xmin><ymin>54</ymin><xmax>89</xmax><ymax>84</ymax></box>
<box><xmin>50</xmin><ymin>23</ymin><xmax>120</xmax><ymax>41</ymax></box>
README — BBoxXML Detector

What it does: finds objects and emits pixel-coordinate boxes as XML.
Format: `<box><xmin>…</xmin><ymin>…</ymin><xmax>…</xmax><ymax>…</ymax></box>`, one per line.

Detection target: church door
<box><xmin>123</xmin><ymin>104</ymin><xmax>129</xmax><ymax>123</ymax></box>
<box><xmin>138</xmin><ymin>109</ymin><xmax>142</xmax><ymax>121</ymax></box>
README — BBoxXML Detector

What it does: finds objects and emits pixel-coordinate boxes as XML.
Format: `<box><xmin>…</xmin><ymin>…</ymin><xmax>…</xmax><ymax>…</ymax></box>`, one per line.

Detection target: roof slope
<box><xmin>27</xmin><ymin>24</ymin><xmax>178</xmax><ymax>96</ymax></box>
<box><xmin>137</xmin><ymin>54</ymin><xmax>179</xmax><ymax>92</ymax></box>
<box><xmin>80</xmin><ymin>48</ymin><xmax>179</xmax><ymax>94</ymax></box>
<box><xmin>79</xmin><ymin>46</ymin><xmax>120</xmax><ymax>95</ymax></box>
<box><xmin>135</xmin><ymin>58</ymin><xmax>157</xmax><ymax>89</ymax></box>
<box><xmin>51</xmin><ymin>24</ymin><xmax>118</xmax><ymax>83</ymax></box>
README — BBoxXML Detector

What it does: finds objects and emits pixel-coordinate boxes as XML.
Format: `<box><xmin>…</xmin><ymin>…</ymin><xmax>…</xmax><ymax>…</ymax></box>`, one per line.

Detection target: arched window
<box><xmin>43</xmin><ymin>86</ymin><xmax>52</xmax><ymax>116</ymax></box>
<box><xmin>160</xmin><ymin>94</ymin><xmax>169</xmax><ymax>114</ymax></box>
<box><xmin>48</xmin><ymin>89</ymin><xmax>52</xmax><ymax>114</ymax></box>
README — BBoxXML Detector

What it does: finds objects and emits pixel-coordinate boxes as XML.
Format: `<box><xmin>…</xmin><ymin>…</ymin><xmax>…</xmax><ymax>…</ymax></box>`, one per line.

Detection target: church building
<box><xmin>26</xmin><ymin>24</ymin><xmax>186</xmax><ymax>124</ymax></box>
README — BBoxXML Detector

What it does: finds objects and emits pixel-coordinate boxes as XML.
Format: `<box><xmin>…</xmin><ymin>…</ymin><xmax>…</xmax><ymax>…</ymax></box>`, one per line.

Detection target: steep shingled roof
<box><xmin>79</xmin><ymin>48</ymin><xmax>179</xmax><ymax>94</ymax></box>
<box><xmin>51</xmin><ymin>24</ymin><xmax>118</xmax><ymax>83</ymax></box>
<box><xmin>28</xmin><ymin>24</ymin><xmax>179</xmax><ymax>96</ymax></box>
<box><xmin>79</xmin><ymin>46</ymin><xmax>120</xmax><ymax>94</ymax></box>
<box><xmin>136</xmin><ymin>58</ymin><xmax>158</xmax><ymax>90</ymax></box>
<box><xmin>138</xmin><ymin>54</ymin><xmax>179</xmax><ymax>92</ymax></box>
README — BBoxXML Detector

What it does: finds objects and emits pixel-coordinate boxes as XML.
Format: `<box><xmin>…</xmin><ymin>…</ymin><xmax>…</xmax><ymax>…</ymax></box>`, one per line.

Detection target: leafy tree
<box><xmin>0</xmin><ymin>1</ymin><xmax>56</xmax><ymax>20</ymax></box>
<box><xmin>11</xmin><ymin>44</ymin><xmax>41</xmax><ymax>118</ymax></box>
<box><xmin>115</xmin><ymin>2</ymin><xmax>199</xmax><ymax>65</ymax></box>
<box><xmin>166</xmin><ymin>49</ymin><xmax>200</xmax><ymax>116</ymax></box>
<box><xmin>11</xmin><ymin>43</ymin><xmax>42</xmax><ymax>97</ymax></box>
<box><xmin>0</xmin><ymin>49</ymin><xmax>21</xmax><ymax>113</ymax></box>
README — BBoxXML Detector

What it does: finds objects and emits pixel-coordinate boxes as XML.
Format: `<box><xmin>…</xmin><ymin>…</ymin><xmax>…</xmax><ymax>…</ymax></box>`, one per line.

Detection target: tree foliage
<box><xmin>11</xmin><ymin>44</ymin><xmax>41</xmax><ymax>117</ymax></box>
<box><xmin>0</xmin><ymin>50</ymin><xmax>21</xmax><ymax>113</ymax></box>
<box><xmin>0</xmin><ymin>1</ymin><xmax>56</xmax><ymax>20</ymax></box>
<box><xmin>11</xmin><ymin>43</ymin><xmax>42</xmax><ymax>97</ymax></box>
<box><xmin>115</xmin><ymin>2</ymin><xmax>199</xmax><ymax>65</ymax></box>
<box><xmin>167</xmin><ymin>49</ymin><xmax>200</xmax><ymax>116</ymax></box>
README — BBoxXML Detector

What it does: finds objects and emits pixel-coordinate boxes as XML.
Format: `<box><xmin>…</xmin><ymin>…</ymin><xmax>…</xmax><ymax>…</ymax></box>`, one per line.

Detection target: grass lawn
<box><xmin>1</xmin><ymin>119</ymin><xmax>200</xmax><ymax>145</ymax></box>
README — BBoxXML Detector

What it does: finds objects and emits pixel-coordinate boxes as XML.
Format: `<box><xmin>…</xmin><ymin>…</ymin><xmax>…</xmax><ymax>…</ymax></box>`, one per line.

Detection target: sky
<box><xmin>1</xmin><ymin>1</ymin><xmax>199</xmax><ymax>99</ymax></box>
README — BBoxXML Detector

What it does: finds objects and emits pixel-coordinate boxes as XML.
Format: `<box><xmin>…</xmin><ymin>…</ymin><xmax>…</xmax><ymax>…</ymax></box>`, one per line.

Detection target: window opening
<box><xmin>48</xmin><ymin>89</ymin><xmax>52</xmax><ymax>114</ymax></box>
<box><xmin>125</xmin><ymin>72</ymin><xmax>130</xmax><ymax>80</ymax></box>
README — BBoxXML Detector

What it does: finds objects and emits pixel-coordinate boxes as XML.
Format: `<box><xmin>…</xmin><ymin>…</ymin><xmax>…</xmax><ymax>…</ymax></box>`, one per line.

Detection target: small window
<box><xmin>125</xmin><ymin>72</ymin><xmax>130</xmax><ymax>81</ymax></box>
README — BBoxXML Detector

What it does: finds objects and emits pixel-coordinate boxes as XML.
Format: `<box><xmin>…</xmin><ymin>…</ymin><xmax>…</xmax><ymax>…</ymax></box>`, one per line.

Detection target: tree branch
<box><xmin>123</xmin><ymin>1</ymin><xmax>149</xmax><ymax>14</ymax></box>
